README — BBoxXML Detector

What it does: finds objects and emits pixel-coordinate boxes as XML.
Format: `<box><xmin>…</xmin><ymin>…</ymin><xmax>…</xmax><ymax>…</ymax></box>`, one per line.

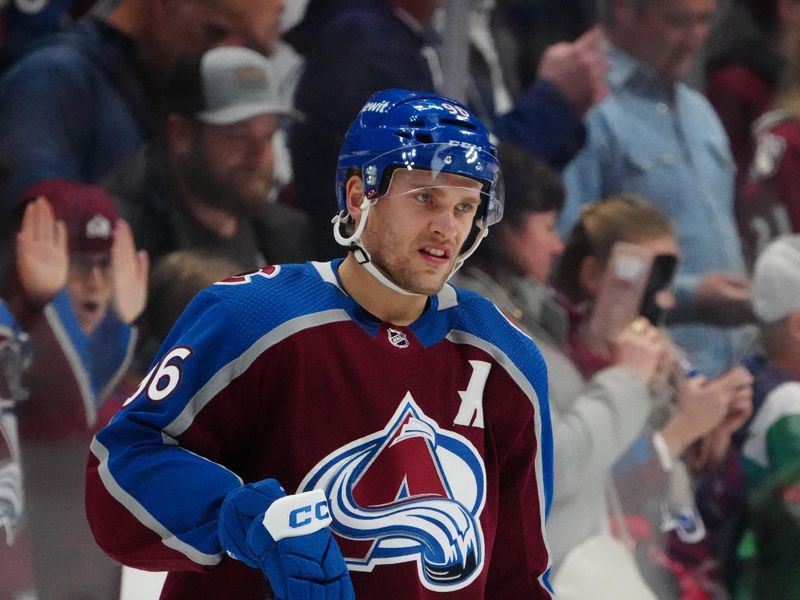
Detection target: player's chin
<box><xmin>408</xmin><ymin>271</ymin><xmax>451</xmax><ymax>296</ymax></box>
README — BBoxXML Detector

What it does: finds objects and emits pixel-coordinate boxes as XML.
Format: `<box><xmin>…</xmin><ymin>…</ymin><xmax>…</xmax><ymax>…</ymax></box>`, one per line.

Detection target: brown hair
<box><xmin>143</xmin><ymin>249</ymin><xmax>245</xmax><ymax>346</ymax></box>
<box><xmin>553</xmin><ymin>193</ymin><xmax>674</xmax><ymax>303</ymax></box>
<box><xmin>472</xmin><ymin>143</ymin><xmax>565</xmax><ymax>269</ymax></box>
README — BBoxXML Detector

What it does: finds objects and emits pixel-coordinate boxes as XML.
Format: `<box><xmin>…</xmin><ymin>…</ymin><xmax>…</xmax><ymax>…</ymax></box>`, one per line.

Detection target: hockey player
<box><xmin>86</xmin><ymin>88</ymin><xmax>554</xmax><ymax>599</ymax></box>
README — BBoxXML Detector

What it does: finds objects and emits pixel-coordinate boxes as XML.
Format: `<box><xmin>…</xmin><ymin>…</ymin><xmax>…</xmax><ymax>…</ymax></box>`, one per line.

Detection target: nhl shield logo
<box><xmin>387</xmin><ymin>328</ymin><xmax>408</xmax><ymax>348</ymax></box>
<box><xmin>298</xmin><ymin>393</ymin><xmax>486</xmax><ymax>592</ymax></box>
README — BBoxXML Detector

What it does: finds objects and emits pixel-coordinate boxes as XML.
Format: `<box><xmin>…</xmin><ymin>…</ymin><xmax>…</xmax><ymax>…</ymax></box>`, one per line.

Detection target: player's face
<box><xmin>505</xmin><ymin>210</ymin><xmax>564</xmax><ymax>284</ymax></box>
<box><xmin>67</xmin><ymin>251</ymin><xmax>112</xmax><ymax>335</ymax></box>
<box><xmin>621</xmin><ymin>0</ymin><xmax>716</xmax><ymax>81</ymax></box>
<box><xmin>145</xmin><ymin>0</ymin><xmax>284</xmax><ymax>73</ymax></box>
<box><xmin>360</xmin><ymin>169</ymin><xmax>483</xmax><ymax>295</ymax></box>
<box><xmin>181</xmin><ymin>114</ymin><xmax>278</xmax><ymax>217</ymax></box>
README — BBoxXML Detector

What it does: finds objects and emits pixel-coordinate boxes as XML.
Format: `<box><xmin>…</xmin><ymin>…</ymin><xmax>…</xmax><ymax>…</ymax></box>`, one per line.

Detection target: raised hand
<box><xmin>111</xmin><ymin>219</ymin><xmax>149</xmax><ymax>324</ymax></box>
<box><xmin>16</xmin><ymin>196</ymin><xmax>68</xmax><ymax>306</ymax></box>
<box><xmin>537</xmin><ymin>25</ymin><xmax>610</xmax><ymax>116</ymax></box>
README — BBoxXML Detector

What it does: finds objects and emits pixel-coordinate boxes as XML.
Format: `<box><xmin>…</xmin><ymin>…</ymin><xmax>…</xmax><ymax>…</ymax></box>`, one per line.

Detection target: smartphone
<box><xmin>587</xmin><ymin>241</ymin><xmax>655</xmax><ymax>341</ymax></box>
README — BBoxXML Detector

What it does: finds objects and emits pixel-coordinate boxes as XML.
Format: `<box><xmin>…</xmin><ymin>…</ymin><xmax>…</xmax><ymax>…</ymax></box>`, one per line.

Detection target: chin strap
<box><xmin>332</xmin><ymin>198</ymin><xmax>424</xmax><ymax>297</ymax></box>
<box><xmin>331</xmin><ymin>198</ymin><xmax>491</xmax><ymax>297</ymax></box>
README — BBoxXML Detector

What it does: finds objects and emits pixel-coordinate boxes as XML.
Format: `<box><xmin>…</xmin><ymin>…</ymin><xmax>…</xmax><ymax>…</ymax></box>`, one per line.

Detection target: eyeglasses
<box><xmin>70</xmin><ymin>254</ymin><xmax>111</xmax><ymax>276</ymax></box>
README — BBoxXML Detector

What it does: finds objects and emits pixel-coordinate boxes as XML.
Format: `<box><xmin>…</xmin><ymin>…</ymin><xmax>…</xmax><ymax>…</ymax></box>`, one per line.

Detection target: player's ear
<box><xmin>345</xmin><ymin>175</ymin><xmax>365</xmax><ymax>221</ymax></box>
<box><xmin>579</xmin><ymin>255</ymin><xmax>602</xmax><ymax>297</ymax></box>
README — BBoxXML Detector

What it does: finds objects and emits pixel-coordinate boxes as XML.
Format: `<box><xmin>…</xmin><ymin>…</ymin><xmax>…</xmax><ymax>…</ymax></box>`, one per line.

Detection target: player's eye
<box><xmin>456</xmin><ymin>201</ymin><xmax>479</xmax><ymax>215</ymax></box>
<box><xmin>414</xmin><ymin>191</ymin><xmax>433</xmax><ymax>204</ymax></box>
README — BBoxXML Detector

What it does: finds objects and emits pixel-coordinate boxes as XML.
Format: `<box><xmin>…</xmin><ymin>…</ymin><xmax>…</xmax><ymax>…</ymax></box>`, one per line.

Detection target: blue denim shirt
<box><xmin>560</xmin><ymin>47</ymin><xmax>748</xmax><ymax>377</ymax></box>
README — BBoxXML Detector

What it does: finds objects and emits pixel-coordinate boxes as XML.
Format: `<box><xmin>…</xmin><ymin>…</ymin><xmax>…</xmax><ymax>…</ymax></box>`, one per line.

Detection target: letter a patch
<box><xmin>453</xmin><ymin>360</ymin><xmax>491</xmax><ymax>428</ymax></box>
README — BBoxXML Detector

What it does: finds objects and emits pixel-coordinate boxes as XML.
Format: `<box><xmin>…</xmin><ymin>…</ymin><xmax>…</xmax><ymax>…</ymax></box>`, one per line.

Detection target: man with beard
<box><xmin>106</xmin><ymin>45</ymin><xmax>312</xmax><ymax>271</ymax></box>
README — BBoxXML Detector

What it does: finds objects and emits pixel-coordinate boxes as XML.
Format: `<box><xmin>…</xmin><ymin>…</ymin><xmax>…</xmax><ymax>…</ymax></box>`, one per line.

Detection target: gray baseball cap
<box><xmin>168</xmin><ymin>46</ymin><xmax>301</xmax><ymax>125</ymax></box>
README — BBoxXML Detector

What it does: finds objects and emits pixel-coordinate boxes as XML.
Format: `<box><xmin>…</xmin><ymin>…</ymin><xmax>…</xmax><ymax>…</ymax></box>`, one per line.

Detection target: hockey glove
<box><xmin>219</xmin><ymin>479</ymin><xmax>355</xmax><ymax>600</ymax></box>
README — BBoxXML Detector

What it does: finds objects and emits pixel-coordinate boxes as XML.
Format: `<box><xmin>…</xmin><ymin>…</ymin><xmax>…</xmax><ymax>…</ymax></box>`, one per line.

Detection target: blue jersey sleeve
<box><xmin>89</xmin><ymin>288</ymin><xmax>253</xmax><ymax>568</ymax></box>
<box><xmin>87</xmin><ymin>264</ymin><xmax>339</xmax><ymax>570</ymax></box>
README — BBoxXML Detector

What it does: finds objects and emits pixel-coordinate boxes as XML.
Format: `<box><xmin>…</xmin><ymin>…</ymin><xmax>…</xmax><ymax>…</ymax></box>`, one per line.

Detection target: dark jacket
<box><xmin>286</xmin><ymin>0</ymin><xmax>436</xmax><ymax>259</ymax></box>
<box><xmin>104</xmin><ymin>143</ymin><xmax>314</xmax><ymax>270</ymax></box>
<box><xmin>0</xmin><ymin>17</ymin><xmax>155</xmax><ymax>225</ymax></box>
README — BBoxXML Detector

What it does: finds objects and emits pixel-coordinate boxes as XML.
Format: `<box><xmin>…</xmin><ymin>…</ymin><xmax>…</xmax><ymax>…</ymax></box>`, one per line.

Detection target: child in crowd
<box><xmin>8</xmin><ymin>179</ymin><xmax>147</xmax><ymax>599</ymax></box>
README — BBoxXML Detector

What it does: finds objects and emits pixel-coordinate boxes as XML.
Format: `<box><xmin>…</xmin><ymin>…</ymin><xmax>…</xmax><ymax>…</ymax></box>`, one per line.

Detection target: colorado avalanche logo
<box><xmin>298</xmin><ymin>393</ymin><xmax>486</xmax><ymax>592</ymax></box>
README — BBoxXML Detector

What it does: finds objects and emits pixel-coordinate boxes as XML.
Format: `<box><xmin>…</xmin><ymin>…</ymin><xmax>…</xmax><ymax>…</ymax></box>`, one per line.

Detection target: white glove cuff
<box><xmin>262</xmin><ymin>489</ymin><xmax>332</xmax><ymax>542</ymax></box>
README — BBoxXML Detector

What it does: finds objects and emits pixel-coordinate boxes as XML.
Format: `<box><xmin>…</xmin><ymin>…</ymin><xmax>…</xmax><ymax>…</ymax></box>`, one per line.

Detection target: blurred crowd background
<box><xmin>1</xmin><ymin>0</ymin><xmax>800</xmax><ymax>598</ymax></box>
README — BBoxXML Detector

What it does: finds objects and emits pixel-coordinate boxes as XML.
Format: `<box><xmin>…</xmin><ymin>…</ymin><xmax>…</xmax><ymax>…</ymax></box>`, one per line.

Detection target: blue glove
<box><xmin>219</xmin><ymin>479</ymin><xmax>355</xmax><ymax>600</ymax></box>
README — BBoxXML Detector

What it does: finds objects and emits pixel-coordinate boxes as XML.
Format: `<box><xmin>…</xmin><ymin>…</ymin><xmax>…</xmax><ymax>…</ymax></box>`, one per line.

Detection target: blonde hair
<box><xmin>553</xmin><ymin>193</ymin><xmax>674</xmax><ymax>303</ymax></box>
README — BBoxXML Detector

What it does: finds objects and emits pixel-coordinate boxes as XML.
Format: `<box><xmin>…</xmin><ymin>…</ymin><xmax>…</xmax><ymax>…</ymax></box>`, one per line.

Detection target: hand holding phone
<box><xmin>587</xmin><ymin>242</ymin><xmax>655</xmax><ymax>341</ymax></box>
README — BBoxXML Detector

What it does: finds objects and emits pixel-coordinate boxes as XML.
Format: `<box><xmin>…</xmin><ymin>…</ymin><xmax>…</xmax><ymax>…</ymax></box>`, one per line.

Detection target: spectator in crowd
<box><xmin>453</xmin><ymin>144</ymin><xmax>668</xmax><ymax>592</ymax></box>
<box><xmin>560</xmin><ymin>0</ymin><xmax>753</xmax><ymax>379</ymax></box>
<box><xmin>106</xmin><ymin>45</ymin><xmax>312</xmax><ymax>271</ymax></box>
<box><xmin>0</xmin><ymin>0</ymin><xmax>286</xmax><ymax>232</ymax></box>
<box><xmin>127</xmin><ymin>248</ymin><xmax>246</xmax><ymax>389</ymax></box>
<box><xmin>705</xmin><ymin>0</ymin><xmax>800</xmax><ymax>190</ymax></box>
<box><xmin>553</xmin><ymin>195</ymin><xmax>753</xmax><ymax>598</ymax></box>
<box><xmin>739</xmin><ymin>234</ymin><xmax>800</xmax><ymax>598</ymax></box>
<box><xmin>138</xmin><ymin>249</ymin><xmax>245</xmax><ymax>364</ymax></box>
<box><xmin>285</xmin><ymin>0</ymin><xmax>607</xmax><ymax>258</ymax></box>
<box><xmin>736</xmin><ymin>6</ymin><xmax>800</xmax><ymax>267</ymax></box>
<box><xmin>0</xmin><ymin>298</ymin><xmax>35</xmax><ymax>599</ymax></box>
<box><xmin>9</xmin><ymin>180</ymin><xmax>147</xmax><ymax>600</ymax></box>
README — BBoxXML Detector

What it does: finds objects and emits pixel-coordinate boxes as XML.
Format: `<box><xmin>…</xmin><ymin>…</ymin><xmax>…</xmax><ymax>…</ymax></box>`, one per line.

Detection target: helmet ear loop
<box><xmin>332</xmin><ymin>193</ymin><xmax>374</xmax><ymax>250</ymax></box>
<box><xmin>333</xmin><ymin>193</ymin><xmax>426</xmax><ymax>297</ymax></box>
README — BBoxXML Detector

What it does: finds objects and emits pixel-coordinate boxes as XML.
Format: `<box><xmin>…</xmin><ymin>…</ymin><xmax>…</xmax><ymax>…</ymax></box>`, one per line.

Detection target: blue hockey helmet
<box><xmin>332</xmin><ymin>89</ymin><xmax>504</xmax><ymax>295</ymax></box>
<box><xmin>335</xmin><ymin>89</ymin><xmax>503</xmax><ymax>227</ymax></box>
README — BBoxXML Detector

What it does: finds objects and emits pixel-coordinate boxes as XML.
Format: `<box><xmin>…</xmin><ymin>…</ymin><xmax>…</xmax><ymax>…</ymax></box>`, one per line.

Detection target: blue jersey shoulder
<box><xmin>207</xmin><ymin>261</ymin><xmax>342</xmax><ymax>318</ymax></box>
<box><xmin>451</xmin><ymin>284</ymin><xmax>542</xmax><ymax>356</ymax></box>
<box><xmin>159</xmin><ymin>262</ymin><xmax>345</xmax><ymax>358</ymax></box>
<box><xmin>450</xmin><ymin>283</ymin><xmax>548</xmax><ymax>396</ymax></box>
